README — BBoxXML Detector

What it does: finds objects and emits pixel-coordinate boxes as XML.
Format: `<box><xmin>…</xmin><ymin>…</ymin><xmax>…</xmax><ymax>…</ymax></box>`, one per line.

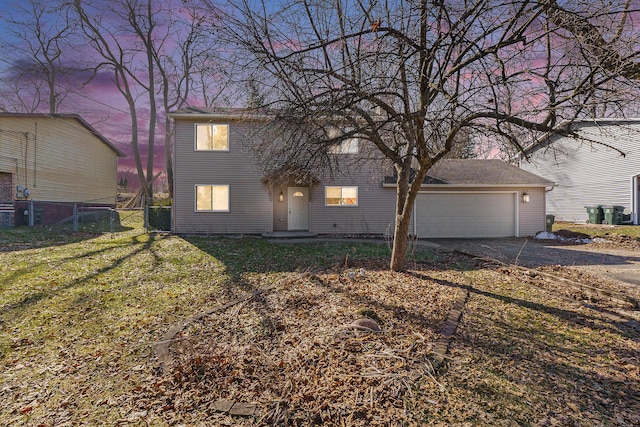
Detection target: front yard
<box><xmin>0</xmin><ymin>213</ymin><xmax>638</xmax><ymax>425</ymax></box>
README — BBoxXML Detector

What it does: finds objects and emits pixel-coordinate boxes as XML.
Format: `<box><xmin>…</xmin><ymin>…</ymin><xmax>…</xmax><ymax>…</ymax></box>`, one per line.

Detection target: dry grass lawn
<box><xmin>1</xmin><ymin>212</ymin><xmax>638</xmax><ymax>426</ymax></box>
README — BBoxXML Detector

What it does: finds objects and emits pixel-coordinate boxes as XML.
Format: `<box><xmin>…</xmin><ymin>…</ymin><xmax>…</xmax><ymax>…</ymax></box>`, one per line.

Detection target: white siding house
<box><xmin>520</xmin><ymin>119</ymin><xmax>640</xmax><ymax>224</ymax></box>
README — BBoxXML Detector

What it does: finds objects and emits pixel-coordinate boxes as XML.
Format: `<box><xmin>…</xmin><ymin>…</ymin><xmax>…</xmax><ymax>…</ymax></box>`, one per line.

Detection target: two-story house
<box><xmin>168</xmin><ymin>107</ymin><xmax>553</xmax><ymax>238</ymax></box>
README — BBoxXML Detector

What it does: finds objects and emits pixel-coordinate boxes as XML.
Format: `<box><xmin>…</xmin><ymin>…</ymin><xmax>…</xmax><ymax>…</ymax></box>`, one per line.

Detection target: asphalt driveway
<box><xmin>428</xmin><ymin>237</ymin><xmax>640</xmax><ymax>287</ymax></box>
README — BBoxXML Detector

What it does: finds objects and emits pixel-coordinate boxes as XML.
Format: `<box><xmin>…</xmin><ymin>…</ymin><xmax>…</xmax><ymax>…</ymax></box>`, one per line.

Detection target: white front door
<box><xmin>288</xmin><ymin>187</ymin><xmax>309</xmax><ymax>230</ymax></box>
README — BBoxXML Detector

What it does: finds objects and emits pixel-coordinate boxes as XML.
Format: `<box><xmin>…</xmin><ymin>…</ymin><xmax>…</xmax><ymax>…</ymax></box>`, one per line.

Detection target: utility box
<box><xmin>0</xmin><ymin>205</ymin><xmax>13</xmax><ymax>228</ymax></box>
<box><xmin>602</xmin><ymin>205</ymin><xmax>625</xmax><ymax>225</ymax></box>
<box><xmin>545</xmin><ymin>214</ymin><xmax>555</xmax><ymax>232</ymax></box>
<box><xmin>22</xmin><ymin>207</ymin><xmax>44</xmax><ymax>226</ymax></box>
<box><xmin>584</xmin><ymin>205</ymin><xmax>603</xmax><ymax>224</ymax></box>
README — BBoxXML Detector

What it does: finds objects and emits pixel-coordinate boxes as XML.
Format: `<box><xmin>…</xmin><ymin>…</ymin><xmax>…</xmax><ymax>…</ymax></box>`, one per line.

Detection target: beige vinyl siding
<box><xmin>0</xmin><ymin>117</ymin><xmax>118</xmax><ymax>204</ymax></box>
<box><xmin>521</xmin><ymin>121</ymin><xmax>640</xmax><ymax>223</ymax></box>
<box><xmin>173</xmin><ymin>119</ymin><xmax>272</xmax><ymax>234</ymax></box>
<box><xmin>0</xmin><ymin>134</ymin><xmax>19</xmax><ymax>185</ymax></box>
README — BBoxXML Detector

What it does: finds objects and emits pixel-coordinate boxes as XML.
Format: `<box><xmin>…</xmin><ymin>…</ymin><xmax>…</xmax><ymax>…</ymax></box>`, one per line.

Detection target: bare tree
<box><xmin>154</xmin><ymin>1</ymin><xmax>229</xmax><ymax>198</ymax></box>
<box><xmin>219</xmin><ymin>0</ymin><xmax>640</xmax><ymax>271</ymax></box>
<box><xmin>0</xmin><ymin>0</ymin><xmax>88</xmax><ymax>113</ymax></box>
<box><xmin>73</xmin><ymin>0</ymin><xmax>153</xmax><ymax>200</ymax></box>
<box><xmin>73</xmin><ymin>0</ymin><xmax>223</xmax><ymax>202</ymax></box>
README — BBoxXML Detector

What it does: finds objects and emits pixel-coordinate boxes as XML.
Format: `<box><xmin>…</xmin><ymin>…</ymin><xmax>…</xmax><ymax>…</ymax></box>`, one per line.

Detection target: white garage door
<box><xmin>415</xmin><ymin>192</ymin><xmax>517</xmax><ymax>238</ymax></box>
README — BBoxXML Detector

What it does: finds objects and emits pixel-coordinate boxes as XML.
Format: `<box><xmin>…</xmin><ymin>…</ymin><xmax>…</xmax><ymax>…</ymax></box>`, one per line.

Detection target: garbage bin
<box><xmin>584</xmin><ymin>205</ymin><xmax>603</xmax><ymax>224</ymax></box>
<box><xmin>545</xmin><ymin>214</ymin><xmax>555</xmax><ymax>232</ymax></box>
<box><xmin>34</xmin><ymin>208</ymin><xmax>44</xmax><ymax>225</ymax></box>
<box><xmin>602</xmin><ymin>205</ymin><xmax>625</xmax><ymax>225</ymax></box>
<box><xmin>614</xmin><ymin>206</ymin><xmax>625</xmax><ymax>224</ymax></box>
<box><xmin>22</xmin><ymin>207</ymin><xmax>44</xmax><ymax>226</ymax></box>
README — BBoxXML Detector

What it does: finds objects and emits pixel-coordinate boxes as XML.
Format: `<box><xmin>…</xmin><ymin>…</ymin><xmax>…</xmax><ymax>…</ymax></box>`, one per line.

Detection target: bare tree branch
<box><xmin>217</xmin><ymin>0</ymin><xmax>639</xmax><ymax>270</ymax></box>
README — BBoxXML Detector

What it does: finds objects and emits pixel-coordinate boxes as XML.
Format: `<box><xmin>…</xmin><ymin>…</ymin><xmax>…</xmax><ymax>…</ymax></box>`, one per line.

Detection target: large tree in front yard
<box><xmin>218</xmin><ymin>0</ymin><xmax>640</xmax><ymax>271</ymax></box>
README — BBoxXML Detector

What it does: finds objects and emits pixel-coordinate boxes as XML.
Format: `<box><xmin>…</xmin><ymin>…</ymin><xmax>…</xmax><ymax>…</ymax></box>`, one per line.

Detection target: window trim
<box><xmin>194</xmin><ymin>184</ymin><xmax>230</xmax><ymax>212</ymax></box>
<box><xmin>328</xmin><ymin>137</ymin><xmax>359</xmax><ymax>154</ymax></box>
<box><xmin>324</xmin><ymin>186</ymin><xmax>359</xmax><ymax>207</ymax></box>
<box><xmin>194</xmin><ymin>123</ymin><xmax>230</xmax><ymax>152</ymax></box>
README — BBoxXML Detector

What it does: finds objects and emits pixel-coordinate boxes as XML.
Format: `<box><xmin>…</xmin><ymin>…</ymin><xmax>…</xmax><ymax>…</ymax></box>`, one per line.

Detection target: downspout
<box><xmin>545</xmin><ymin>185</ymin><xmax>555</xmax><ymax>231</ymax></box>
<box><xmin>23</xmin><ymin>132</ymin><xmax>28</xmax><ymax>189</ymax></box>
<box><xmin>33</xmin><ymin>122</ymin><xmax>37</xmax><ymax>188</ymax></box>
<box><xmin>631</xmin><ymin>175</ymin><xmax>639</xmax><ymax>225</ymax></box>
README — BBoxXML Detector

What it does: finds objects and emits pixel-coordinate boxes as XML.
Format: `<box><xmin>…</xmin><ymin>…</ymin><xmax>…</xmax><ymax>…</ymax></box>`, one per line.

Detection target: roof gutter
<box><xmin>166</xmin><ymin>111</ymin><xmax>274</xmax><ymax>121</ymax></box>
<box><xmin>382</xmin><ymin>182</ymin><xmax>555</xmax><ymax>188</ymax></box>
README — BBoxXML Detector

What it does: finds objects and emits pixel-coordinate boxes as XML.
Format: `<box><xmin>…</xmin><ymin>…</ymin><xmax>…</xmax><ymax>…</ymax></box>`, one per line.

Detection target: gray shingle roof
<box><xmin>425</xmin><ymin>159</ymin><xmax>554</xmax><ymax>185</ymax></box>
<box><xmin>384</xmin><ymin>159</ymin><xmax>554</xmax><ymax>186</ymax></box>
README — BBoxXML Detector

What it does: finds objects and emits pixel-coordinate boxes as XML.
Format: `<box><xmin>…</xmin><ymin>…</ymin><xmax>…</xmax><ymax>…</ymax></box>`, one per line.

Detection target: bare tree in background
<box><xmin>73</xmin><ymin>0</ymin><xmax>225</xmax><ymax>202</ymax></box>
<box><xmin>73</xmin><ymin>0</ymin><xmax>153</xmax><ymax>201</ymax></box>
<box><xmin>0</xmin><ymin>0</ymin><xmax>89</xmax><ymax>113</ymax></box>
<box><xmin>154</xmin><ymin>1</ymin><xmax>230</xmax><ymax>199</ymax></box>
<box><xmin>218</xmin><ymin>0</ymin><xmax>640</xmax><ymax>271</ymax></box>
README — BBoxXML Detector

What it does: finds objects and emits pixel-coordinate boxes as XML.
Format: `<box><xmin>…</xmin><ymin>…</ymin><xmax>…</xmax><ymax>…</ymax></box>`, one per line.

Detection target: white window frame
<box><xmin>195</xmin><ymin>185</ymin><xmax>230</xmax><ymax>212</ymax></box>
<box><xmin>328</xmin><ymin>137</ymin><xmax>359</xmax><ymax>154</ymax></box>
<box><xmin>194</xmin><ymin>124</ymin><xmax>229</xmax><ymax>151</ymax></box>
<box><xmin>325</xmin><ymin>186</ymin><xmax>359</xmax><ymax>206</ymax></box>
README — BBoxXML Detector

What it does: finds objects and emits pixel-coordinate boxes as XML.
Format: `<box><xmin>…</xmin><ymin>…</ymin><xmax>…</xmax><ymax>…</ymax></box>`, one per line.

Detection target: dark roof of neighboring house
<box><xmin>0</xmin><ymin>112</ymin><xmax>126</xmax><ymax>157</ymax></box>
<box><xmin>385</xmin><ymin>159</ymin><xmax>554</xmax><ymax>186</ymax></box>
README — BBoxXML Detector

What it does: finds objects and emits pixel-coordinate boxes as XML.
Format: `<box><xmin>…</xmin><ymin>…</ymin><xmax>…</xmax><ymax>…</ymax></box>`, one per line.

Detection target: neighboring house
<box><xmin>169</xmin><ymin>107</ymin><xmax>553</xmax><ymax>238</ymax></box>
<box><xmin>519</xmin><ymin>119</ymin><xmax>640</xmax><ymax>224</ymax></box>
<box><xmin>0</xmin><ymin>113</ymin><xmax>125</xmax><ymax>226</ymax></box>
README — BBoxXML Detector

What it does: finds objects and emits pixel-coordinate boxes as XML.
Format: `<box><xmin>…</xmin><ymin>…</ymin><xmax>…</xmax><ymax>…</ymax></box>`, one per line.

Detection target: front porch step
<box><xmin>262</xmin><ymin>231</ymin><xmax>317</xmax><ymax>238</ymax></box>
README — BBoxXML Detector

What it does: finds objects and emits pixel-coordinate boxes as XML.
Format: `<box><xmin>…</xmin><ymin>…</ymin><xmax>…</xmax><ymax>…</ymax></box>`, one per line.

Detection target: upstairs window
<box><xmin>325</xmin><ymin>186</ymin><xmax>358</xmax><ymax>206</ymax></box>
<box><xmin>329</xmin><ymin>138</ymin><xmax>359</xmax><ymax>154</ymax></box>
<box><xmin>195</xmin><ymin>124</ymin><xmax>229</xmax><ymax>151</ymax></box>
<box><xmin>195</xmin><ymin>185</ymin><xmax>229</xmax><ymax>211</ymax></box>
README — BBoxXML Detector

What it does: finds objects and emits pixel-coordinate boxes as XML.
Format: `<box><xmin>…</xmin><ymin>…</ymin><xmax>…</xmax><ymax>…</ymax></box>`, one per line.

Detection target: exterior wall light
<box><xmin>279</xmin><ymin>190</ymin><xmax>284</xmax><ymax>202</ymax></box>
<box><xmin>522</xmin><ymin>191</ymin><xmax>530</xmax><ymax>203</ymax></box>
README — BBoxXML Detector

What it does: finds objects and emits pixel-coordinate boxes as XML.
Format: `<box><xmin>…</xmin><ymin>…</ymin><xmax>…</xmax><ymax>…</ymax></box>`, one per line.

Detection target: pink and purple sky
<box><xmin>0</xmin><ymin>0</ymin><xmax>231</xmax><ymax>186</ymax></box>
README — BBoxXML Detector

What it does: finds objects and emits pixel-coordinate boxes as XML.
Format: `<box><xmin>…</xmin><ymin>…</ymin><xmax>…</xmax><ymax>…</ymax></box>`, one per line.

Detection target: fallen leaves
<box><xmin>2</xmin><ymin>215</ymin><xmax>638</xmax><ymax>426</ymax></box>
<box><xmin>128</xmin><ymin>260</ymin><xmax>463</xmax><ymax>425</ymax></box>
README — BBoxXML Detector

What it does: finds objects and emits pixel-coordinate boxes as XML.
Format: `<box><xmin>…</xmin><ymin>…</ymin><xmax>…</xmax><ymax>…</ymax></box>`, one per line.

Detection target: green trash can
<box><xmin>602</xmin><ymin>205</ymin><xmax>625</xmax><ymax>225</ymax></box>
<box><xmin>545</xmin><ymin>214</ymin><xmax>555</xmax><ymax>232</ymax></box>
<box><xmin>584</xmin><ymin>205</ymin><xmax>603</xmax><ymax>224</ymax></box>
<box><xmin>614</xmin><ymin>206</ymin><xmax>625</xmax><ymax>224</ymax></box>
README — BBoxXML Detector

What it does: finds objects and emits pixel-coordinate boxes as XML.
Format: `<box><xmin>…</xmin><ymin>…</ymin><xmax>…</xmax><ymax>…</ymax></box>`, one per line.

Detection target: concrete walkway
<box><xmin>266</xmin><ymin>235</ymin><xmax>441</xmax><ymax>249</ymax></box>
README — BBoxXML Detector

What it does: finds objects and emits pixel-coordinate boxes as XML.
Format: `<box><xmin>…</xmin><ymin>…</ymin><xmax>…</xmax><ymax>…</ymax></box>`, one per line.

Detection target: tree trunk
<box><xmin>390</xmin><ymin>209</ymin><xmax>411</xmax><ymax>271</ymax></box>
<box><xmin>390</xmin><ymin>163</ymin><xmax>413</xmax><ymax>271</ymax></box>
<box><xmin>48</xmin><ymin>66</ymin><xmax>56</xmax><ymax>114</ymax></box>
<box><xmin>144</xmin><ymin>1</ymin><xmax>156</xmax><ymax>203</ymax></box>
<box><xmin>127</xmin><ymin>97</ymin><xmax>148</xmax><ymax>201</ymax></box>
<box><xmin>390</xmin><ymin>155</ymin><xmax>430</xmax><ymax>271</ymax></box>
